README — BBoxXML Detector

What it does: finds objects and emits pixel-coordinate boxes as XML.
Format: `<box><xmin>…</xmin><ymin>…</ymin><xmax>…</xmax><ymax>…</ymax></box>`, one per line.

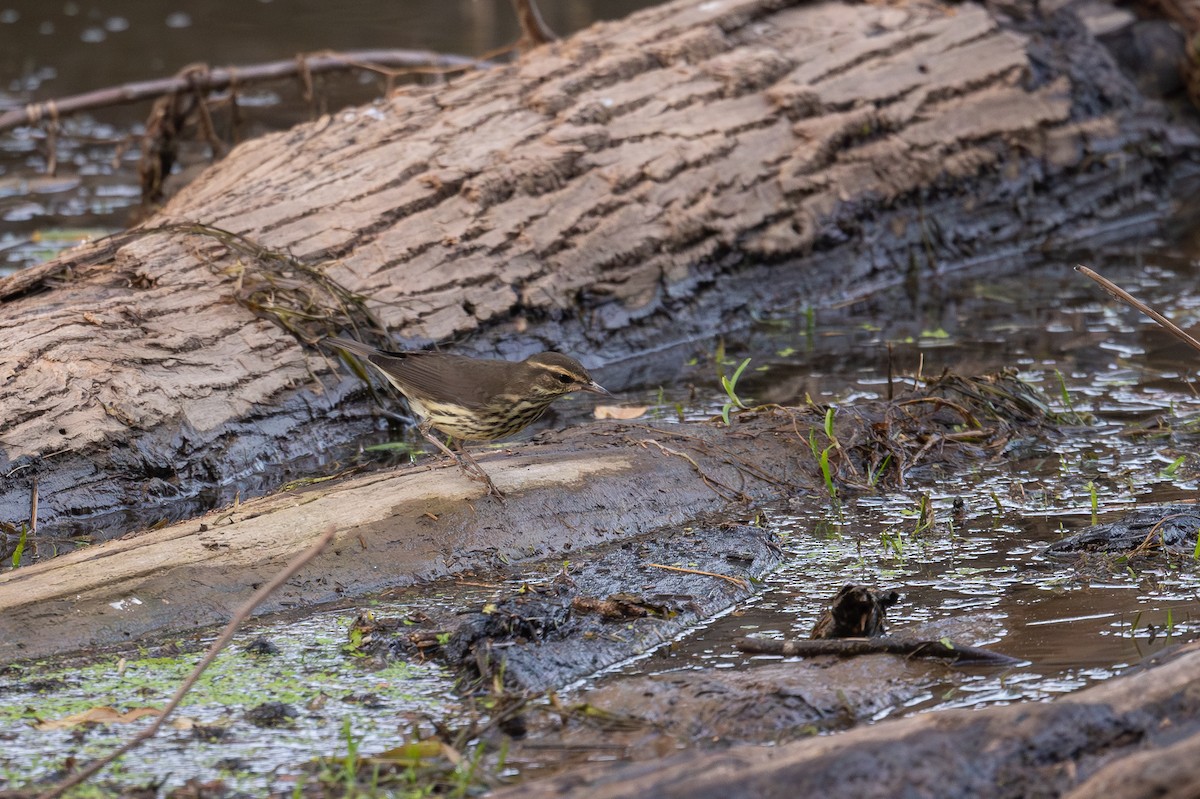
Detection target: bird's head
<box><xmin>523</xmin><ymin>352</ymin><xmax>610</xmax><ymax>399</ymax></box>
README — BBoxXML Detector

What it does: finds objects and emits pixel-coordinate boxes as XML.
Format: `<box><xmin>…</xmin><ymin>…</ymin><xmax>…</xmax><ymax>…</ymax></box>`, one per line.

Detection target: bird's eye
<box><xmin>556</xmin><ymin>373</ymin><xmax>574</xmax><ymax>384</ymax></box>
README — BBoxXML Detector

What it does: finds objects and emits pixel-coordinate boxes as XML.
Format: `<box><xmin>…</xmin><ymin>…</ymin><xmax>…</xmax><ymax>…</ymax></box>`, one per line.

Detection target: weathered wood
<box><xmin>1</xmin><ymin>0</ymin><xmax>1196</xmax><ymax>541</ymax></box>
<box><xmin>497</xmin><ymin>640</ymin><xmax>1200</xmax><ymax>799</ymax></box>
<box><xmin>0</xmin><ymin>416</ymin><xmax>801</xmax><ymax>664</ymax></box>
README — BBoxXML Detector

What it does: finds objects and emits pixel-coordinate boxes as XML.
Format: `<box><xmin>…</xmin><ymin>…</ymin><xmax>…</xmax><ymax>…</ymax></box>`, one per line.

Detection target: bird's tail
<box><xmin>327</xmin><ymin>336</ymin><xmax>382</xmax><ymax>360</ymax></box>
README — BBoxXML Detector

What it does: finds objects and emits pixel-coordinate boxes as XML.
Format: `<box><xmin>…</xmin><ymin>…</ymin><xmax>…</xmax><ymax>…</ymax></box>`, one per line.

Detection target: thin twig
<box><xmin>639</xmin><ymin>439</ymin><xmax>747</xmax><ymax>501</ymax></box>
<box><xmin>1077</xmin><ymin>265</ymin><xmax>1200</xmax><ymax>355</ymax></box>
<box><xmin>28</xmin><ymin>477</ymin><xmax>38</xmax><ymax>562</ymax></box>
<box><xmin>36</xmin><ymin>524</ymin><xmax>339</xmax><ymax>799</ymax></box>
<box><xmin>512</xmin><ymin>0</ymin><xmax>558</xmax><ymax>49</ymax></box>
<box><xmin>1129</xmin><ymin>513</ymin><xmax>1195</xmax><ymax>557</ymax></box>
<box><xmin>896</xmin><ymin>397</ymin><xmax>983</xmax><ymax>429</ymax></box>
<box><xmin>646</xmin><ymin>562</ymin><xmax>749</xmax><ymax>590</ymax></box>
<box><xmin>629</xmin><ymin>423</ymin><xmax>796</xmax><ymax>490</ymax></box>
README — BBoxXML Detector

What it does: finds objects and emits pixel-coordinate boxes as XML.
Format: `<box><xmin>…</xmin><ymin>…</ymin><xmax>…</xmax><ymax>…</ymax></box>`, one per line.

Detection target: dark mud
<box><xmin>372</xmin><ymin>519</ymin><xmax>784</xmax><ymax>693</ymax></box>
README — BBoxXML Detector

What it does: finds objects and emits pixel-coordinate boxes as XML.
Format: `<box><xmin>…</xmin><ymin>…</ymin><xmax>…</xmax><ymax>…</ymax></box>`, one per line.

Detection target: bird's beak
<box><xmin>582</xmin><ymin>380</ymin><xmax>612</xmax><ymax>396</ymax></box>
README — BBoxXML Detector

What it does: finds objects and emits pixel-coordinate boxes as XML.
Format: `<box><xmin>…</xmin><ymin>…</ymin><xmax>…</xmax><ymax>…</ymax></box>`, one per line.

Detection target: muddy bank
<box><xmin>492</xmin><ymin>613</ymin><xmax>1006</xmax><ymax>752</ymax></box>
<box><xmin>3</xmin><ymin>0</ymin><xmax>1196</xmax><ymax>545</ymax></box>
<box><xmin>377</xmin><ymin>518</ymin><xmax>783</xmax><ymax>693</ymax></box>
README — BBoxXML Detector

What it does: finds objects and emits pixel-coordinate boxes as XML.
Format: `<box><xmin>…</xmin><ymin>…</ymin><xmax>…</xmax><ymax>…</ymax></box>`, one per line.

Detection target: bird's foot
<box><xmin>420</xmin><ymin>428</ymin><xmax>506</xmax><ymax>501</ymax></box>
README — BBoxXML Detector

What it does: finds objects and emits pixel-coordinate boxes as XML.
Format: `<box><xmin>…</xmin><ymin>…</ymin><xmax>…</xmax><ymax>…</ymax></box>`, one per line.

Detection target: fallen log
<box><xmin>2</xmin><ymin>0</ymin><xmax>1197</xmax><ymax>545</ymax></box>
<box><xmin>0</xmin><ymin>416</ymin><xmax>795</xmax><ymax>664</ymax></box>
<box><xmin>498</xmin><ymin>639</ymin><xmax>1200</xmax><ymax>799</ymax></box>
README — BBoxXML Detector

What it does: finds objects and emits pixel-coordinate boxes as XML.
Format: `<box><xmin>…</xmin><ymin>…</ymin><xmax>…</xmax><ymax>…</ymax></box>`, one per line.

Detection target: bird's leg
<box><xmin>417</xmin><ymin>422</ymin><xmax>506</xmax><ymax>500</ymax></box>
<box><xmin>453</xmin><ymin>441</ymin><xmax>507</xmax><ymax>502</ymax></box>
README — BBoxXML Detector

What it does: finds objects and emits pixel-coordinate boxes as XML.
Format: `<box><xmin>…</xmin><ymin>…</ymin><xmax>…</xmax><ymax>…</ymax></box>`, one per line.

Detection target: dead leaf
<box><xmin>594</xmin><ymin>405</ymin><xmax>648</xmax><ymax>420</ymax></box>
<box><xmin>37</xmin><ymin>706</ymin><xmax>161</xmax><ymax>730</ymax></box>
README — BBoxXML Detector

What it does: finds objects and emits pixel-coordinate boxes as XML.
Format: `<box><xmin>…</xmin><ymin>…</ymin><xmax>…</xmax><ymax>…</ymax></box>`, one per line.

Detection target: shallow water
<box><xmin>633</xmin><ymin>244</ymin><xmax>1200</xmax><ymax>697</ymax></box>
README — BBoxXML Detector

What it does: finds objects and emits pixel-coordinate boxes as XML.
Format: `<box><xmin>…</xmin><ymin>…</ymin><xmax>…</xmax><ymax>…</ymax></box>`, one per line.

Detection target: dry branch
<box><xmin>735</xmin><ymin>635</ymin><xmax>1019</xmax><ymax>665</ymax></box>
<box><xmin>1077</xmin><ymin>265</ymin><xmax>1200</xmax><ymax>356</ymax></box>
<box><xmin>0</xmin><ymin>49</ymin><xmax>490</xmax><ymax>133</ymax></box>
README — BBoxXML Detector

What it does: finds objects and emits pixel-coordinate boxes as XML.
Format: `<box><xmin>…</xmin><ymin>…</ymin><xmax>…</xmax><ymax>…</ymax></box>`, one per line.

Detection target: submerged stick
<box><xmin>1076</xmin><ymin>265</ymin><xmax>1200</xmax><ymax>356</ymax></box>
<box><xmin>736</xmin><ymin>635</ymin><xmax>1020</xmax><ymax>665</ymax></box>
<box><xmin>35</xmin><ymin>524</ymin><xmax>339</xmax><ymax>799</ymax></box>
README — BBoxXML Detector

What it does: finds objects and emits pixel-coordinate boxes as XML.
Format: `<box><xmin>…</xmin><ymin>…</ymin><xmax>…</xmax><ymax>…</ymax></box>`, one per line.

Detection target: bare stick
<box><xmin>638</xmin><ymin>438</ymin><xmax>747</xmax><ymax>502</ymax></box>
<box><xmin>646</xmin><ymin>562</ymin><xmax>749</xmax><ymax>590</ymax></box>
<box><xmin>512</xmin><ymin>0</ymin><xmax>557</xmax><ymax>49</ymax></box>
<box><xmin>0</xmin><ymin>49</ymin><xmax>491</xmax><ymax>133</ymax></box>
<box><xmin>35</xmin><ymin>524</ymin><xmax>339</xmax><ymax>799</ymax></box>
<box><xmin>1076</xmin><ymin>265</ymin><xmax>1200</xmax><ymax>355</ymax></box>
<box><xmin>736</xmin><ymin>636</ymin><xmax>1019</xmax><ymax>665</ymax></box>
<box><xmin>28</xmin><ymin>477</ymin><xmax>38</xmax><ymax>562</ymax></box>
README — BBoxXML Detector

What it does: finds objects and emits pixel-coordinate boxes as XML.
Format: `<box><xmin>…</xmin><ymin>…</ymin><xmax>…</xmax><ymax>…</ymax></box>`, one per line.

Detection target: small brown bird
<box><xmin>329</xmin><ymin>336</ymin><xmax>610</xmax><ymax>496</ymax></box>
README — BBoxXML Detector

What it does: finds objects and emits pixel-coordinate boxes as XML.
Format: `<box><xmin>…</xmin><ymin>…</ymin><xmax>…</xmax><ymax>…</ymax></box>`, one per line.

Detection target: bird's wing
<box><xmin>328</xmin><ymin>338</ymin><xmax>515</xmax><ymax>409</ymax></box>
<box><xmin>386</xmin><ymin>352</ymin><xmax>510</xmax><ymax>410</ymax></box>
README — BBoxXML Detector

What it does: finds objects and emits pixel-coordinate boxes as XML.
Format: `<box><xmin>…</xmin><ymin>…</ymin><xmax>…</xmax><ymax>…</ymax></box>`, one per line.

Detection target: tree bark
<box><xmin>1</xmin><ymin>0</ymin><xmax>1195</xmax><ymax>541</ymax></box>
